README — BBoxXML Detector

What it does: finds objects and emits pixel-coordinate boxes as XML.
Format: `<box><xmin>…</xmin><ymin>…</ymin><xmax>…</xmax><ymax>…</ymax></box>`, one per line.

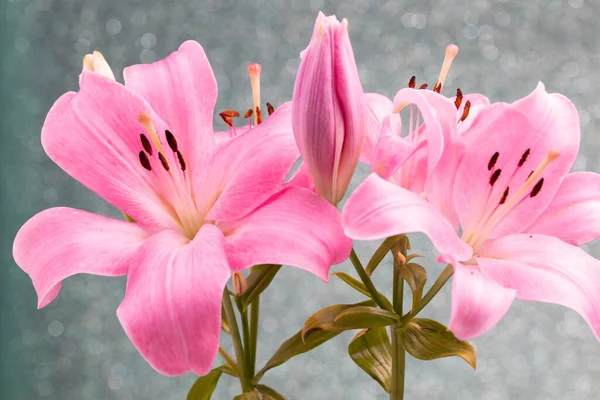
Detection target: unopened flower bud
<box><xmin>292</xmin><ymin>12</ymin><xmax>366</xmax><ymax>205</ymax></box>
<box><xmin>232</xmin><ymin>271</ymin><xmax>248</xmax><ymax>297</ymax></box>
<box><xmin>82</xmin><ymin>51</ymin><xmax>115</xmax><ymax>81</ymax></box>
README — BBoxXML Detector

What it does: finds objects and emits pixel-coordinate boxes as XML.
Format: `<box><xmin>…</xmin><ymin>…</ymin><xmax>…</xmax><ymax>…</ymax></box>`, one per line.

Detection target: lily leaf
<box><xmin>221</xmin><ymin>304</ymin><xmax>231</xmax><ymax>334</ymax></box>
<box><xmin>256</xmin><ymin>384</ymin><xmax>287</xmax><ymax>400</ymax></box>
<box><xmin>334</xmin><ymin>306</ymin><xmax>400</xmax><ymax>330</ymax></box>
<box><xmin>254</xmin><ymin>329</ymin><xmax>342</xmax><ymax>383</ymax></box>
<box><xmin>366</xmin><ymin>235</ymin><xmax>404</xmax><ymax>276</ymax></box>
<box><xmin>241</xmin><ymin>264</ymin><xmax>282</xmax><ymax>309</ymax></box>
<box><xmin>397</xmin><ymin>262</ymin><xmax>428</xmax><ymax>309</ymax></box>
<box><xmin>302</xmin><ymin>300</ymin><xmax>376</xmax><ymax>341</ymax></box>
<box><xmin>348</xmin><ymin>328</ymin><xmax>392</xmax><ymax>393</ymax></box>
<box><xmin>234</xmin><ymin>392</ymin><xmax>262</xmax><ymax>400</ymax></box>
<box><xmin>331</xmin><ymin>272</ymin><xmax>371</xmax><ymax>298</ymax></box>
<box><xmin>398</xmin><ymin>318</ymin><xmax>476</xmax><ymax>370</ymax></box>
<box><xmin>216</xmin><ymin>363</ymin><xmax>238</xmax><ymax>377</ymax></box>
<box><xmin>186</xmin><ymin>369</ymin><xmax>222</xmax><ymax>400</ymax></box>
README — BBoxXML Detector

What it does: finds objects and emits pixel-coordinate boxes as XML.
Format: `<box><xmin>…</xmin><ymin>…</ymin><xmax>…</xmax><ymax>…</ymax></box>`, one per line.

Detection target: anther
<box><xmin>419</xmin><ymin>83</ymin><xmax>428</xmax><ymax>90</ymax></box>
<box><xmin>531</xmin><ymin>178</ymin><xmax>544</xmax><ymax>197</ymax></box>
<box><xmin>460</xmin><ymin>100</ymin><xmax>471</xmax><ymax>122</ymax></box>
<box><xmin>219</xmin><ymin>110</ymin><xmax>240</xmax><ymax>127</ymax></box>
<box><xmin>433</xmin><ymin>82</ymin><xmax>442</xmax><ymax>93</ymax></box>
<box><xmin>139</xmin><ymin>151</ymin><xmax>152</xmax><ymax>171</ymax></box>
<box><xmin>499</xmin><ymin>187</ymin><xmax>509</xmax><ymax>205</ymax></box>
<box><xmin>408</xmin><ymin>76</ymin><xmax>416</xmax><ymax>89</ymax></box>
<box><xmin>266</xmin><ymin>102</ymin><xmax>275</xmax><ymax>116</ymax></box>
<box><xmin>437</xmin><ymin>44</ymin><xmax>459</xmax><ymax>91</ymax></box>
<box><xmin>488</xmin><ymin>151</ymin><xmax>499</xmax><ymax>170</ymax></box>
<box><xmin>490</xmin><ymin>168</ymin><xmax>502</xmax><ymax>186</ymax></box>
<box><xmin>140</xmin><ymin>134</ymin><xmax>153</xmax><ymax>155</ymax></box>
<box><xmin>256</xmin><ymin>106</ymin><xmax>263</xmax><ymax>125</ymax></box>
<box><xmin>176</xmin><ymin>150</ymin><xmax>186</xmax><ymax>172</ymax></box>
<box><xmin>158</xmin><ymin>152</ymin><xmax>170</xmax><ymax>171</ymax></box>
<box><xmin>455</xmin><ymin>88</ymin><xmax>463</xmax><ymax>109</ymax></box>
<box><xmin>165</xmin><ymin>130</ymin><xmax>178</xmax><ymax>152</ymax></box>
<box><xmin>518</xmin><ymin>148</ymin><xmax>530</xmax><ymax>167</ymax></box>
<box><xmin>244</xmin><ymin>109</ymin><xmax>253</xmax><ymax>119</ymax></box>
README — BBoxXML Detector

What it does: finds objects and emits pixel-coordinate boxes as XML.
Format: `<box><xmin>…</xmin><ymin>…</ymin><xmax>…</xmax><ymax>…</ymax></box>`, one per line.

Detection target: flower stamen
<box><xmin>248</xmin><ymin>63</ymin><xmax>262</xmax><ymax>125</ymax></box>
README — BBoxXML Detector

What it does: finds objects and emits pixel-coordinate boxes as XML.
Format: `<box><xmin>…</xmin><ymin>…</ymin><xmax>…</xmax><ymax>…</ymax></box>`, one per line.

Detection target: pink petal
<box><xmin>342</xmin><ymin>174</ymin><xmax>472</xmax><ymax>263</ymax></box>
<box><xmin>448</xmin><ymin>263</ymin><xmax>516</xmax><ymax>340</ymax></box>
<box><xmin>198</xmin><ymin>102</ymin><xmax>300</xmax><ymax>222</ymax></box>
<box><xmin>527</xmin><ymin>172</ymin><xmax>600</xmax><ymax>245</ymax></box>
<box><xmin>454</xmin><ymin>83</ymin><xmax>580</xmax><ymax>241</ymax></box>
<box><xmin>13</xmin><ymin>208</ymin><xmax>148</xmax><ymax>308</ymax></box>
<box><xmin>42</xmin><ymin>71</ymin><xmax>179</xmax><ymax>231</ymax></box>
<box><xmin>117</xmin><ymin>225</ymin><xmax>231</xmax><ymax>376</ymax></box>
<box><xmin>124</xmin><ymin>41</ymin><xmax>217</xmax><ymax>167</ymax></box>
<box><xmin>285</xmin><ymin>161</ymin><xmax>316</xmax><ymax>192</ymax></box>
<box><xmin>478</xmin><ymin>234</ymin><xmax>600</xmax><ymax>341</ymax></box>
<box><xmin>363</xmin><ymin>93</ymin><xmax>392</xmax><ymax>163</ymax></box>
<box><xmin>222</xmin><ymin>187</ymin><xmax>351</xmax><ymax>281</ymax></box>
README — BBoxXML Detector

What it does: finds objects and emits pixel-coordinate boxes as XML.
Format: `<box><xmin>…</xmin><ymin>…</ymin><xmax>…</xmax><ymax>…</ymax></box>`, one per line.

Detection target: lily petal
<box><xmin>42</xmin><ymin>71</ymin><xmax>179</xmax><ymax>231</ymax></box>
<box><xmin>13</xmin><ymin>207</ymin><xmax>148</xmax><ymax>308</ymax></box>
<box><xmin>448</xmin><ymin>263</ymin><xmax>516</xmax><ymax>340</ymax></box>
<box><xmin>363</xmin><ymin>92</ymin><xmax>392</xmax><ymax>163</ymax></box>
<box><xmin>117</xmin><ymin>225</ymin><xmax>231</xmax><ymax>376</ymax></box>
<box><xmin>342</xmin><ymin>173</ymin><xmax>472</xmax><ymax>263</ymax></box>
<box><xmin>478</xmin><ymin>234</ymin><xmax>600</xmax><ymax>341</ymax></box>
<box><xmin>124</xmin><ymin>40</ymin><xmax>217</xmax><ymax>167</ymax></box>
<box><xmin>199</xmin><ymin>103</ymin><xmax>299</xmax><ymax>222</ymax></box>
<box><xmin>527</xmin><ymin>172</ymin><xmax>600</xmax><ymax>245</ymax></box>
<box><xmin>370</xmin><ymin>115</ymin><xmax>421</xmax><ymax>179</ymax></box>
<box><xmin>222</xmin><ymin>187</ymin><xmax>351</xmax><ymax>281</ymax></box>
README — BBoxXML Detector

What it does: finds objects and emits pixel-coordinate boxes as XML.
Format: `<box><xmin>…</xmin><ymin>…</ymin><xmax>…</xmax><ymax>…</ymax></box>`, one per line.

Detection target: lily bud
<box><xmin>292</xmin><ymin>12</ymin><xmax>366</xmax><ymax>205</ymax></box>
<box><xmin>82</xmin><ymin>51</ymin><xmax>115</xmax><ymax>81</ymax></box>
<box><xmin>232</xmin><ymin>271</ymin><xmax>248</xmax><ymax>297</ymax></box>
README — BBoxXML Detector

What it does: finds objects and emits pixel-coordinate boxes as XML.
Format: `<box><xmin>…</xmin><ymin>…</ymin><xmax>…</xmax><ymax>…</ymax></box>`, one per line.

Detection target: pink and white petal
<box><xmin>448</xmin><ymin>263</ymin><xmax>516</xmax><ymax>340</ymax></box>
<box><xmin>478</xmin><ymin>234</ymin><xmax>600</xmax><ymax>341</ymax></box>
<box><xmin>454</xmin><ymin>84</ymin><xmax>580</xmax><ymax>240</ymax></box>
<box><xmin>13</xmin><ymin>207</ymin><xmax>148</xmax><ymax>308</ymax></box>
<box><xmin>363</xmin><ymin>93</ymin><xmax>393</xmax><ymax>163</ymax></box>
<box><xmin>124</xmin><ymin>41</ymin><xmax>217</xmax><ymax>167</ymax></box>
<box><xmin>42</xmin><ymin>72</ymin><xmax>179</xmax><ymax>230</ymax></box>
<box><xmin>198</xmin><ymin>103</ymin><xmax>300</xmax><ymax>222</ymax></box>
<box><xmin>342</xmin><ymin>174</ymin><xmax>472</xmax><ymax>263</ymax></box>
<box><xmin>117</xmin><ymin>225</ymin><xmax>231</xmax><ymax>376</ymax></box>
<box><xmin>221</xmin><ymin>187</ymin><xmax>350</xmax><ymax>281</ymax></box>
<box><xmin>527</xmin><ymin>172</ymin><xmax>600</xmax><ymax>245</ymax></box>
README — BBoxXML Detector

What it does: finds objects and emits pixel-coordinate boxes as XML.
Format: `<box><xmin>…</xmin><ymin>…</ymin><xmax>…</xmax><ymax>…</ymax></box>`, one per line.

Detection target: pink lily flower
<box><xmin>292</xmin><ymin>12</ymin><xmax>365</xmax><ymax>205</ymax></box>
<box><xmin>13</xmin><ymin>41</ymin><xmax>351</xmax><ymax>376</ymax></box>
<box><xmin>343</xmin><ymin>82</ymin><xmax>600</xmax><ymax>341</ymax></box>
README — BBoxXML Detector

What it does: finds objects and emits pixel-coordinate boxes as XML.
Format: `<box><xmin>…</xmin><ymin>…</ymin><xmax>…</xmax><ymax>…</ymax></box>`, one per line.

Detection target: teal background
<box><xmin>2</xmin><ymin>0</ymin><xmax>600</xmax><ymax>399</ymax></box>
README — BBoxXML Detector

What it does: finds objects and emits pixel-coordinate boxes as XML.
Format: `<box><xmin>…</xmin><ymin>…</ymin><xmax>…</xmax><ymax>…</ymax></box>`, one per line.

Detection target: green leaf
<box><xmin>366</xmin><ymin>235</ymin><xmax>404</xmax><ymax>276</ymax></box>
<box><xmin>221</xmin><ymin>304</ymin><xmax>231</xmax><ymax>334</ymax></box>
<box><xmin>234</xmin><ymin>392</ymin><xmax>262</xmax><ymax>400</ymax></box>
<box><xmin>256</xmin><ymin>384</ymin><xmax>287</xmax><ymax>400</ymax></box>
<box><xmin>348</xmin><ymin>328</ymin><xmax>392</xmax><ymax>393</ymax></box>
<box><xmin>216</xmin><ymin>363</ymin><xmax>238</xmax><ymax>377</ymax></box>
<box><xmin>241</xmin><ymin>264</ymin><xmax>282</xmax><ymax>309</ymax></box>
<box><xmin>254</xmin><ymin>329</ymin><xmax>342</xmax><ymax>383</ymax></box>
<box><xmin>186</xmin><ymin>369</ymin><xmax>222</xmax><ymax>400</ymax></box>
<box><xmin>331</xmin><ymin>272</ymin><xmax>371</xmax><ymax>297</ymax></box>
<box><xmin>334</xmin><ymin>306</ymin><xmax>401</xmax><ymax>330</ymax></box>
<box><xmin>398</xmin><ymin>318</ymin><xmax>476</xmax><ymax>370</ymax></box>
<box><xmin>397</xmin><ymin>262</ymin><xmax>428</xmax><ymax>309</ymax></box>
<box><xmin>302</xmin><ymin>300</ymin><xmax>376</xmax><ymax>341</ymax></box>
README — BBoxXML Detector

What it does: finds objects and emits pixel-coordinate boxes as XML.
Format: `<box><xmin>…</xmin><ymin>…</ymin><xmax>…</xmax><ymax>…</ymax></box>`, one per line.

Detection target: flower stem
<box><xmin>248</xmin><ymin>295</ymin><xmax>260</xmax><ymax>377</ymax></box>
<box><xmin>401</xmin><ymin>263</ymin><xmax>454</xmax><ymax>322</ymax></box>
<box><xmin>391</xmin><ymin>256</ymin><xmax>405</xmax><ymax>399</ymax></box>
<box><xmin>222</xmin><ymin>288</ymin><xmax>252</xmax><ymax>392</ymax></box>
<box><xmin>219</xmin><ymin>346</ymin><xmax>239</xmax><ymax>374</ymax></box>
<box><xmin>349</xmin><ymin>248</ymin><xmax>394</xmax><ymax>312</ymax></box>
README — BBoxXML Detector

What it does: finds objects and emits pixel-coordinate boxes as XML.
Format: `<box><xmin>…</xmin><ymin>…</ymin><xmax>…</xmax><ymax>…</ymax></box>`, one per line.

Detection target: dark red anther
<box><xmin>499</xmin><ymin>187</ymin><xmax>509</xmax><ymax>205</ymax></box>
<box><xmin>219</xmin><ymin>110</ymin><xmax>240</xmax><ymax>127</ymax></box>
<box><xmin>266</xmin><ymin>102</ymin><xmax>275</xmax><ymax>116</ymax></box>
<box><xmin>488</xmin><ymin>152</ymin><xmax>499</xmax><ymax>171</ymax></box>
<box><xmin>531</xmin><ymin>178</ymin><xmax>544</xmax><ymax>197</ymax></box>
<box><xmin>433</xmin><ymin>81</ymin><xmax>442</xmax><ymax>93</ymax></box>
<box><xmin>140</xmin><ymin>134</ymin><xmax>153</xmax><ymax>156</ymax></box>
<box><xmin>419</xmin><ymin>83</ymin><xmax>428</xmax><ymax>90</ymax></box>
<box><xmin>256</xmin><ymin>106</ymin><xmax>263</xmax><ymax>124</ymax></box>
<box><xmin>158</xmin><ymin>152</ymin><xmax>170</xmax><ymax>171</ymax></box>
<box><xmin>139</xmin><ymin>151</ymin><xmax>152</xmax><ymax>171</ymax></box>
<box><xmin>460</xmin><ymin>100</ymin><xmax>471</xmax><ymax>122</ymax></box>
<box><xmin>165</xmin><ymin>130</ymin><xmax>178</xmax><ymax>152</ymax></box>
<box><xmin>518</xmin><ymin>148</ymin><xmax>531</xmax><ymax>167</ymax></box>
<box><xmin>408</xmin><ymin>76</ymin><xmax>416</xmax><ymax>88</ymax></box>
<box><xmin>455</xmin><ymin>88</ymin><xmax>463</xmax><ymax>109</ymax></box>
<box><xmin>176</xmin><ymin>150</ymin><xmax>186</xmax><ymax>172</ymax></box>
<box><xmin>489</xmin><ymin>168</ymin><xmax>501</xmax><ymax>186</ymax></box>
<box><xmin>244</xmin><ymin>109</ymin><xmax>253</xmax><ymax>119</ymax></box>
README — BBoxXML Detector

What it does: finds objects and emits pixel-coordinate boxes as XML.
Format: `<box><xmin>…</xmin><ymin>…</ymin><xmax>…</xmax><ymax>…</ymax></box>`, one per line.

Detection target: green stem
<box><xmin>238</xmin><ymin>298</ymin><xmax>252</xmax><ymax>381</ymax></box>
<box><xmin>401</xmin><ymin>264</ymin><xmax>454</xmax><ymax>322</ymax></box>
<box><xmin>349</xmin><ymin>249</ymin><xmax>394</xmax><ymax>312</ymax></box>
<box><xmin>219</xmin><ymin>346</ymin><xmax>239</xmax><ymax>374</ymax></box>
<box><xmin>222</xmin><ymin>288</ymin><xmax>252</xmax><ymax>392</ymax></box>
<box><xmin>249</xmin><ymin>295</ymin><xmax>259</xmax><ymax>377</ymax></box>
<box><xmin>391</xmin><ymin>327</ymin><xmax>405</xmax><ymax>399</ymax></box>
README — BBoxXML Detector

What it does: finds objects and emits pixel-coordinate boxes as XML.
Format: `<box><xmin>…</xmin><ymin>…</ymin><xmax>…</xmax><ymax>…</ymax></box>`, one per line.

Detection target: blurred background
<box><xmin>2</xmin><ymin>0</ymin><xmax>600</xmax><ymax>399</ymax></box>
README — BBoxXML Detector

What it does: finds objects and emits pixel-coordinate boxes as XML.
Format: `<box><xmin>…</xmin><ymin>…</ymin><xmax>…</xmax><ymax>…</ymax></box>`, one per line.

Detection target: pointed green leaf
<box><xmin>334</xmin><ymin>306</ymin><xmax>400</xmax><ymax>330</ymax></box>
<box><xmin>365</xmin><ymin>235</ymin><xmax>404</xmax><ymax>276</ymax></box>
<box><xmin>254</xmin><ymin>329</ymin><xmax>342</xmax><ymax>383</ymax></box>
<box><xmin>256</xmin><ymin>384</ymin><xmax>287</xmax><ymax>400</ymax></box>
<box><xmin>397</xmin><ymin>262</ymin><xmax>428</xmax><ymax>309</ymax></box>
<box><xmin>398</xmin><ymin>318</ymin><xmax>476</xmax><ymax>370</ymax></box>
<box><xmin>234</xmin><ymin>392</ymin><xmax>262</xmax><ymax>400</ymax></box>
<box><xmin>348</xmin><ymin>328</ymin><xmax>392</xmax><ymax>393</ymax></box>
<box><xmin>221</xmin><ymin>304</ymin><xmax>231</xmax><ymax>334</ymax></box>
<box><xmin>216</xmin><ymin>363</ymin><xmax>238</xmax><ymax>377</ymax></box>
<box><xmin>302</xmin><ymin>300</ymin><xmax>376</xmax><ymax>341</ymax></box>
<box><xmin>331</xmin><ymin>272</ymin><xmax>371</xmax><ymax>297</ymax></box>
<box><xmin>186</xmin><ymin>369</ymin><xmax>222</xmax><ymax>400</ymax></box>
<box><xmin>241</xmin><ymin>264</ymin><xmax>282</xmax><ymax>309</ymax></box>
